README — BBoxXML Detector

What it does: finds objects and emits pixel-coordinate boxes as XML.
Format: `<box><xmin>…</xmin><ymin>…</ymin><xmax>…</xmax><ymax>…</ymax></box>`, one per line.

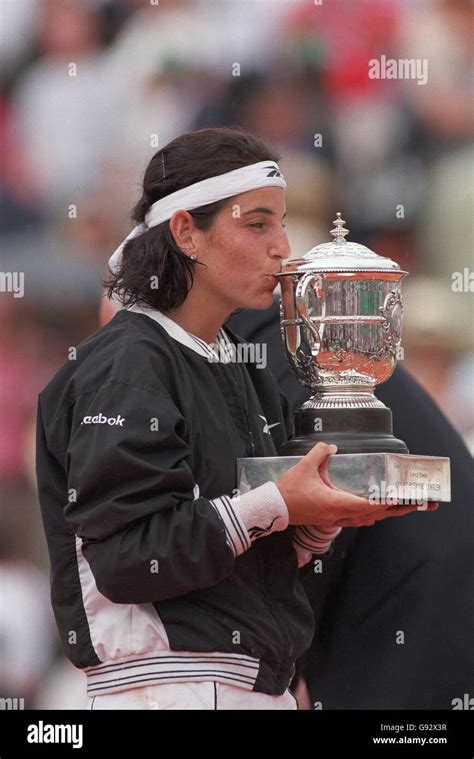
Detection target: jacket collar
<box><xmin>126</xmin><ymin>303</ymin><xmax>233</xmax><ymax>363</ymax></box>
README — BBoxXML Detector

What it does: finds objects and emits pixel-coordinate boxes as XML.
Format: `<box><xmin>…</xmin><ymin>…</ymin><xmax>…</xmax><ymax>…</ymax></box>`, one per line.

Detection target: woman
<box><xmin>36</xmin><ymin>127</ymin><xmax>433</xmax><ymax>710</ymax></box>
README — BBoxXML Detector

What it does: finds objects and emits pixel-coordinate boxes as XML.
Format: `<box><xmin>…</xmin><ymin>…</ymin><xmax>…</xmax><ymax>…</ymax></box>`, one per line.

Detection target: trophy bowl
<box><xmin>277</xmin><ymin>213</ymin><xmax>407</xmax><ymax>410</ymax></box>
<box><xmin>275</xmin><ymin>213</ymin><xmax>409</xmax><ymax>455</ymax></box>
<box><xmin>237</xmin><ymin>213</ymin><xmax>451</xmax><ymax>503</ymax></box>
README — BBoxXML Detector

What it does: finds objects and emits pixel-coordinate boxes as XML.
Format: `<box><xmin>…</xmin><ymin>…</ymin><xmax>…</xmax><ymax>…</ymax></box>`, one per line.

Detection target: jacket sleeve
<box><xmin>293</xmin><ymin>525</ymin><xmax>343</xmax><ymax>568</ymax></box>
<box><xmin>44</xmin><ymin>379</ymin><xmax>287</xmax><ymax>605</ymax></box>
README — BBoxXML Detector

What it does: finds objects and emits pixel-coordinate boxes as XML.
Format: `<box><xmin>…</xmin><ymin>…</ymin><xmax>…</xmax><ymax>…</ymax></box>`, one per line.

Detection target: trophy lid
<box><xmin>291</xmin><ymin>213</ymin><xmax>405</xmax><ymax>273</ymax></box>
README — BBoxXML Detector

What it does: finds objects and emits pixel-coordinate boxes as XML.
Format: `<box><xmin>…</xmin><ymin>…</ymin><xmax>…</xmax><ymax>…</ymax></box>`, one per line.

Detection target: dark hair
<box><xmin>103</xmin><ymin>127</ymin><xmax>280</xmax><ymax>311</ymax></box>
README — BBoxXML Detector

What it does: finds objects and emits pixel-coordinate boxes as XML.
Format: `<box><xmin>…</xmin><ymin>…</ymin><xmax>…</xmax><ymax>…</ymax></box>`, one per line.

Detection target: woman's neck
<box><xmin>167</xmin><ymin>290</ymin><xmax>231</xmax><ymax>345</ymax></box>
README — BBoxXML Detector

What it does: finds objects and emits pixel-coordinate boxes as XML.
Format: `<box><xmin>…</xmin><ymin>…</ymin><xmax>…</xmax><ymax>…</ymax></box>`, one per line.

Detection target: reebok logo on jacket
<box><xmin>81</xmin><ymin>413</ymin><xmax>125</xmax><ymax>426</ymax></box>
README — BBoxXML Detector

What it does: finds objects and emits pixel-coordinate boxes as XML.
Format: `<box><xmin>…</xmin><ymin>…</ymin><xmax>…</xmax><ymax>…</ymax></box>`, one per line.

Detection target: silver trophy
<box><xmin>238</xmin><ymin>214</ymin><xmax>450</xmax><ymax>504</ymax></box>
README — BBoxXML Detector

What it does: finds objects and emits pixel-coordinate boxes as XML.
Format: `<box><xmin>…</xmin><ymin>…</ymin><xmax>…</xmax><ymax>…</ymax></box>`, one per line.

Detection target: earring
<box><xmin>190</xmin><ymin>253</ymin><xmax>197</xmax><ymax>261</ymax></box>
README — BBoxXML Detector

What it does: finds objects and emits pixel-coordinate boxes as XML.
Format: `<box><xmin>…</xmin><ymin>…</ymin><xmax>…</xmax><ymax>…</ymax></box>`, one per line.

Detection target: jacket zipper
<box><xmin>242</xmin><ymin>407</ymin><xmax>255</xmax><ymax>455</ymax></box>
<box><xmin>231</xmin><ymin>364</ymin><xmax>293</xmax><ymax>676</ymax></box>
<box><xmin>255</xmin><ymin>546</ymin><xmax>294</xmax><ymax>675</ymax></box>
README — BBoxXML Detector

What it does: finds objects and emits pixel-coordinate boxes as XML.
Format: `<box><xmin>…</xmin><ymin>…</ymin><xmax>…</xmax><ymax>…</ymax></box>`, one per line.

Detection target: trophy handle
<box><xmin>295</xmin><ymin>272</ymin><xmax>323</xmax><ymax>356</ymax></box>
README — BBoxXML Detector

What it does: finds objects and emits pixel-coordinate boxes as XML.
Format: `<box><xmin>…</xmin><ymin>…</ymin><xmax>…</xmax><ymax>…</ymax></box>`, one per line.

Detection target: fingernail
<box><xmin>329</xmin><ymin>445</ymin><xmax>338</xmax><ymax>454</ymax></box>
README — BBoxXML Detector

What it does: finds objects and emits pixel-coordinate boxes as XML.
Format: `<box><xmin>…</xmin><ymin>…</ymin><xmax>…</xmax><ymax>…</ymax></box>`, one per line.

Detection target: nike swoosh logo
<box><xmin>259</xmin><ymin>415</ymin><xmax>281</xmax><ymax>434</ymax></box>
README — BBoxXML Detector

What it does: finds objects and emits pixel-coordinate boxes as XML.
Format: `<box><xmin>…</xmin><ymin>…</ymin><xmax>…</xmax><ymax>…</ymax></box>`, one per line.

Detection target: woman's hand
<box><xmin>276</xmin><ymin>442</ymin><xmax>438</xmax><ymax>529</ymax></box>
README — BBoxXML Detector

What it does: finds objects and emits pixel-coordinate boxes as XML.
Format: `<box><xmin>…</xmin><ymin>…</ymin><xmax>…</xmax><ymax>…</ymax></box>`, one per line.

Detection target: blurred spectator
<box><xmin>11</xmin><ymin>0</ymin><xmax>120</xmax><ymax>212</ymax></box>
<box><xmin>0</xmin><ymin>560</ymin><xmax>56</xmax><ymax>708</ymax></box>
<box><xmin>0</xmin><ymin>305</ymin><xmax>40</xmax><ymax>481</ymax></box>
<box><xmin>0</xmin><ymin>0</ymin><xmax>39</xmax><ymax>83</ymax></box>
<box><xmin>398</xmin><ymin>0</ymin><xmax>473</xmax><ymax>148</ymax></box>
<box><xmin>398</xmin><ymin>0</ymin><xmax>474</xmax><ymax>278</ymax></box>
<box><xmin>284</xmin><ymin>0</ymin><xmax>401</xmax><ymax>100</ymax></box>
<box><xmin>401</xmin><ymin>276</ymin><xmax>474</xmax><ymax>452</ymax></box>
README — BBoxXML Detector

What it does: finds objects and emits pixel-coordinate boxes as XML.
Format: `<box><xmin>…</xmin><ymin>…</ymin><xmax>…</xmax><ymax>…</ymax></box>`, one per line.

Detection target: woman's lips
<box><xmin>264</xmin><ymin>275</ymin><xmax>279</xmax><ymax>289</ymax></box>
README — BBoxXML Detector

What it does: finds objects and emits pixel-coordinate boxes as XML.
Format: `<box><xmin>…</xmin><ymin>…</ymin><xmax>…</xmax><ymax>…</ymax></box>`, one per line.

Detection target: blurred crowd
<box><xmin>0</xmin><ymin>0</ymin><xmax>473</xmax><ymax>709</ymax></box>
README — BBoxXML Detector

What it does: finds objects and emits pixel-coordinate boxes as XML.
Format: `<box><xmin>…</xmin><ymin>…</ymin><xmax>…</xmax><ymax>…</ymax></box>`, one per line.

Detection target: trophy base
<box><xmin>237</xmin><ymin>453</ymin><xmax>451</xmax><ymax>504</ymax></box>
<box><xmin>281</xmin><ymin>406</ymin><xmax>408</xmax><ymax>455</ymax></box>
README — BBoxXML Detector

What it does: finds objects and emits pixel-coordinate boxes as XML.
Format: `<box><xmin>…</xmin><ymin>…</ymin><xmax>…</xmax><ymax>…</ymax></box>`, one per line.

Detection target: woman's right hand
<box><xmin>276</xmin><ymin>442</ymin><xmax>437</xmax><ymax>529</ymax></box>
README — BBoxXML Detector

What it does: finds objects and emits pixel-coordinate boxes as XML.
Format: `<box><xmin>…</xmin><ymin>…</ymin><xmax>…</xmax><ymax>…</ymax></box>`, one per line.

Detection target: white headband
<box><xmin>108</xmin><ymin>160</ymin><xmax>286</xmax><ymax>273</ymax></box>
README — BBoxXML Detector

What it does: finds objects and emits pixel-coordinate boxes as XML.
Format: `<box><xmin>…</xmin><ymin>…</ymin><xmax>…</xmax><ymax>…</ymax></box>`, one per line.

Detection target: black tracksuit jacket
<box><xmin>35</xmin><ymin>308</ymin><xmax>319</xmax><ymax>698</ymax></box>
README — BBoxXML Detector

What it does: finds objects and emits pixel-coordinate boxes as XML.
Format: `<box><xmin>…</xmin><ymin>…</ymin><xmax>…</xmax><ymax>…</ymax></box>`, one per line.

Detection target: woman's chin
<box><xmin>238</xmin><ymin>291</ymin><xmax>275</xmax><ymax>311</ymax></box>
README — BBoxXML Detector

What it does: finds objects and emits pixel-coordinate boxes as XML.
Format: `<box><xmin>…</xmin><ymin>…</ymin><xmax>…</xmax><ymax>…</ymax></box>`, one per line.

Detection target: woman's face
<box><xmin>191</xmin><ymin>186</ymin><xmax>291</xmax><ymax>313</ymax></box>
